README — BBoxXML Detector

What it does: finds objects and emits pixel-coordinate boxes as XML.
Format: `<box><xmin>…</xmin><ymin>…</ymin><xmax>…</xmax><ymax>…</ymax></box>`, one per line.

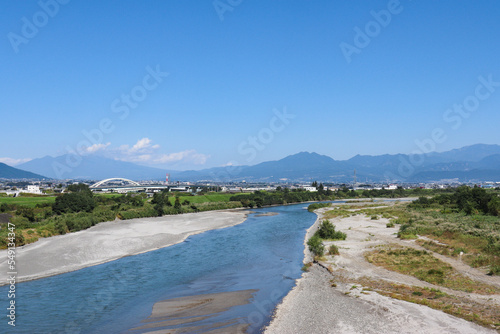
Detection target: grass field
<box><xmin>95</xmin><ymin>193</ymin><xmax>124</xmax><ymax>198</ymax></box>
<box><xmin>168</xmin><ymin>193</ymin><xmax>249</xmax><ymax>205</ymax></box>
<box><xmin>365</xmin><ymin>245</ymin><xmax>499</xmax><ymax>294</ymax></box>
<box><xmin>0</xmin><ymin>193</ymin><xmax>127</xmax><ymax>208</ymax></box>
<box><xmin>0</xmin><ymin>196</ymin><xmax>56</xmax><ymax>207</ymax></box>
<box><xmin>0</xmin><ymin>192</ymin><xmax>245</xmax><ymax>208</ymax></box>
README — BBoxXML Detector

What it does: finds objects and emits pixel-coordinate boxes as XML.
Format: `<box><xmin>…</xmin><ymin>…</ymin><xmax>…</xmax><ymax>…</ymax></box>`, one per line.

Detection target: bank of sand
<box><xmin>265</xmin><ymin>203</ymin><xmax>499</xmax><ymax>334</ymax></box>
<box><xmin>129</xmin><ymin>289</ymin><xmax>257</xmax><ymax>333</ymax></box>
<box><xmin>0</xmin><ymin>209</ymin><xmax>248</xmax><ymax>285</ymax></box>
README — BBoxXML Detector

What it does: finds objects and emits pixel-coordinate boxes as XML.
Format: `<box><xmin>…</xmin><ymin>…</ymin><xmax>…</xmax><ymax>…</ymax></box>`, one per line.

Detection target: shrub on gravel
<box><xmin>307</xmin><ymin>235</ymin><xmax>324</xmax><ymax>257</ymax></box>
<box><xmin>316</xmin><ymin>220</ymin><xmax>346</xmax><ymax>240</ymax></box>
<box><xmin>328</xmin><ymin>244</ymin><xmax>339</xmax><ymax>256</ymax></box>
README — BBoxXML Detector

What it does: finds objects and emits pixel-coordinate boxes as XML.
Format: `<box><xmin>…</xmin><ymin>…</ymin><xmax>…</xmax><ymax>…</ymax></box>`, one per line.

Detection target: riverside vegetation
<box><xmin>0</xmin><ymin>184</ymin><xmax>243</xmax><ymax>248</ymax></box>
<box><xmin>0</xmin><ymin>182</ymin><xmax>340</xmax><ymax>248</ymax></box>
<box><xmin>397</xmin><ymin>186</ymin><xmax>500</xmax><ymax>275</ymax></box>
<box><xmin>2</xmin><ymin>184</ymin><xmax>498</xmax><ymax>253</ymax></box>
<box><xmin>320</xmin><ymin>186</ymin><xmax>500</xmax><ymax>275</ymax></box>
<box><xmin>307</xmin><ymin>218</ymin><xmax>347</xmax><ymax>259</ymax></box>
<box><xmin>305</xmin><ymin>187</ymin><xmax>500</xmax><ymax>330</ymax></box>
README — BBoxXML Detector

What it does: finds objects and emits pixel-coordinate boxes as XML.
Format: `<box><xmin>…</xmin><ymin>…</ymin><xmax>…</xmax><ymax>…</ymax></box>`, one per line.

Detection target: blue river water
<box><xmin>1</xmin><ymin>202</ymin><xmax>329</xmax><ymax>334</ymax></box>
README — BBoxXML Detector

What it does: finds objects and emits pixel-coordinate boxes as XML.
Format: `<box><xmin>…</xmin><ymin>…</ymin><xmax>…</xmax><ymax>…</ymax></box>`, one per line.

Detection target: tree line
<box><xmin>410</xmin><ymin>185</ymin><xmax>500</xmax><ymax>216</ymax></box>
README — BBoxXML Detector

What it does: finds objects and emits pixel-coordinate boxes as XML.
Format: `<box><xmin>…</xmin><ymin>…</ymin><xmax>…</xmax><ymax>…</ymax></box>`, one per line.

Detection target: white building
<box><xmin>25</xmin><ymin>185</ymin><xmax>42</xmax><ymax>194</ymax></box>
<box><xmin>170</xmin><ymin>186</ymin><xmax>191</xmax><ymax>192</ymax></box>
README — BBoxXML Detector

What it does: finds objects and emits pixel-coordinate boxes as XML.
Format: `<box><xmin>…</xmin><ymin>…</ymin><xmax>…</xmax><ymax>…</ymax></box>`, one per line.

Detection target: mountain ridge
<box><xmin>14</xmin><ymin>144</ymin><xmax>500</xmax><ymax>182</ymax></box>
<box><xmin>18</xmin><ymin>155</ymin><xmax>170</xmax><ymax>181</ymax></box>
<box><xmin>0</xmin><ymin>163</ymin><xmax>48</xmax><ymax>180</ymax></box>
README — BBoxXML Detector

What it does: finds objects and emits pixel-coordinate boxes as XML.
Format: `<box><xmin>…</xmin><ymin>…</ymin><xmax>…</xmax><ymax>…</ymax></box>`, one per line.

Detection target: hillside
<box><xmin>0</xmin><ymin>163</ymin><xmax>47</xmax><ymax>179</ymax></box>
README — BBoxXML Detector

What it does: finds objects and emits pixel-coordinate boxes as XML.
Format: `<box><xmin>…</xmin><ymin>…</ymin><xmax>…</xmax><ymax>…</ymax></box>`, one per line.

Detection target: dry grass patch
<box><xmin>339</xmin><ymin>203</ymin><xmax>384</xmax><ymax>210</ymax></box>
<box><xmin>323</xmin><ymin>208</ymin><xmax>353</xmax><ymax>219</ymax></box>
<box><xmin>354</xmin><ymin>276</ymin><xmax>500</xmax><ymax>331</ymax></box>
<box><xmin>365</xmin><ymin>245</ymin><xmax>499</xmax><ymax>295</ymax></box>
<box><xmin>358</xmin><ymin>205</ymin><xmax>410</xmax><ymax>220</ymax></box>
<box><xmin>327</xmin><ymin>268</ymin><xmax>500</xmax><ymax>331</ymax></box>
<box><xmin>21</xmin><ymin>228</ymin><xmax>52</xmax><ymax>244</ymax></box>
<box><xmin>416</xmin><ymin>233</ymin><xmax>500</xmax><ymax>275</ymax></box>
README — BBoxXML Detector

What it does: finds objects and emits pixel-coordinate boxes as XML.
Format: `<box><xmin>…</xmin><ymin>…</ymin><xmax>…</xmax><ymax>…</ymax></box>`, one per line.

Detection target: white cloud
<box><xmin>84</xmin><ymin>142</ymin><xmax>110</xmax><ymax>154</ymax></box>
<box><xmin>221</xmin><ymin>161</ymin><xmax>238</xmax><ymax>167</ymax></box>
<box><xmin>0</xmin><ymin>157</ymin><xmax>32</xmax><ymax>166</ymax></box>
<box><xmin>120</xmin><ymin>138</ymin><xmax>160</xmax><ymax>154</ymax></box>
<box><xmin>109</xmin><ymin>138</ymin><xmax>210</xmax><ymax>166</ymax></box>
<box><xmin>130</xmin><ymin>138</ymin><xmax>153</xmax><ymax>153</ymax></box>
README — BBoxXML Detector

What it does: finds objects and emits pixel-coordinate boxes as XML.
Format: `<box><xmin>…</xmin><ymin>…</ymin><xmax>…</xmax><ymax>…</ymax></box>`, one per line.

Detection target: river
<box><xmin>1</xmin><ymin>202</ymin><xmax>330</xmax><ymax>333</ymax></box>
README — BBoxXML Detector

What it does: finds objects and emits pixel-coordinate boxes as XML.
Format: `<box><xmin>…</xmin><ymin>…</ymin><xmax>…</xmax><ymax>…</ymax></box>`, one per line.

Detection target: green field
<box><xmin>0</xmin><ymin>193</ymin><xmax>127</xmax><ymax>207</ymax></box>
<box><xmin>0</xmin><ymin>192</ymin><xmax>245</xmax><ymax>208</ymax></box>
<box><xmin>0</xmin><ymin>196</ymin><xmax>56</xmax><ymax>207</ymax></box>
<box><xmin>95</xmin><ymin>193</ymin><xmax>125</xmax><ymax>199</ymax></box>
<box><xmin>168</xmin><ymin>193</ymin><xmax>249</xmax><ymax>205</ymax></box>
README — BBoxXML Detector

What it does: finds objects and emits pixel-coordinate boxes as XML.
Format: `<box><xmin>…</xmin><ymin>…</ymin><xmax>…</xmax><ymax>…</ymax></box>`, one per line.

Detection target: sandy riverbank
<box><xmin>0</xmin><ymin>209</ymin><xmax>248</xmax><ymax>285</ymax></box>
<box><xmin>130</xmin><ymin>289</ymin><xmax>257</xmax><ymax>333</ymax></box>
<box><xmin>265</xmin><ymin>202</ymin><xmax>499</xmax><ymax>334</ymax></box>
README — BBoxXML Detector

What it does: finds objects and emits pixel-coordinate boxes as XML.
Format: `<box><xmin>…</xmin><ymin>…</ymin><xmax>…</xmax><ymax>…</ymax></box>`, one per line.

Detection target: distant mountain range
<box><xmin>0</xmin><ymin>163</ymin><xmax>47</xmax><ymax>180</ymax></box>
<box><xmin>17</xmin><ymin>155</ymin><xmax>168</xmax><ymax>181</ymax></box>
<box><xmin>172</xmin><ymin>144</ymin><xmax>500</xmax><ymax>183</ymax></box>
<box><xmin>10</xmin><ymin>144</ymin><xmax>500</xmax><ymax>182</ymax></box>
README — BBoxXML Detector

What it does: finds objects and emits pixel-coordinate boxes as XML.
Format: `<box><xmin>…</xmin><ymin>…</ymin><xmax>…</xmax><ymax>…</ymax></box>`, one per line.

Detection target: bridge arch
<box><xmin>90</xmin><ymin>178</ymin><xmax>140</xmax><ymax>188</ymax></box>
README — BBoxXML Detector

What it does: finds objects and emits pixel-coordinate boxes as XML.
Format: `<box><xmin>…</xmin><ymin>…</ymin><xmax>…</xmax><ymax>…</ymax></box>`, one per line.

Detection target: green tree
<box><xmin>53</xmin><ymin>192</ymin><xmax>96</xmax><ymax>214</ymax></box>
<box><xmin>307</xmin><ymin>235</ymin><xmax>324</xmax><ymax>257</ymax></box>
<box><xmin>455</xmin><ymin>186</ymin><xmax>474</xmax><ymax>213</ymax></box>
<box><xmin>488</xmin><ymin>196</ymin><xmax>500</xmax><ymax>216</ymax></box>
<box><xmin>152</xmin><ymin>192</ymin><xmax>166</xmax><ymax>216</ymax></box>
<box><xmin>16</xmin><ymin>206</ymin><xmax>35</xmax><ymax>222</ymax></box>
<box><xmin>67</xmin><ymin>183</ymin><xmax>93</xmax><ymax>195</ymax></box>
<box><xmin>471</xmin><ymin>186</ymin><xmax>492</xmax><ymax>214</ymax></box>
<box><xmin>0</xmin><ymin>203</ymin><xmax>11</xmax><ymax>212</ymax></box>
<box><xmin>317</xmin><ymin>220</ymin><xmax>346</xmax><ymax>240</ymax></box>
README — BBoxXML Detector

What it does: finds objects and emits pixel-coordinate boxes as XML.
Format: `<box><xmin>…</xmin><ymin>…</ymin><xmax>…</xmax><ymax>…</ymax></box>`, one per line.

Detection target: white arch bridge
<box><xmin>89</xmin><ymin>178</ymin><xmax>170</xmax><ymax>193</ymax></box>
<box><xmin>90</xmin><ymin>178</ymin><xmax>141</xmax><ymax>188</ymax></box>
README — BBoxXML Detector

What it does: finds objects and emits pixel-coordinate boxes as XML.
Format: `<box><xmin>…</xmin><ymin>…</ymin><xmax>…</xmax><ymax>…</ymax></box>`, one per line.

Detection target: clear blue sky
<box><xmin>1</xmin><ymin>0</ymin><xmax>500</xmax><ymax>170</ymax></box>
